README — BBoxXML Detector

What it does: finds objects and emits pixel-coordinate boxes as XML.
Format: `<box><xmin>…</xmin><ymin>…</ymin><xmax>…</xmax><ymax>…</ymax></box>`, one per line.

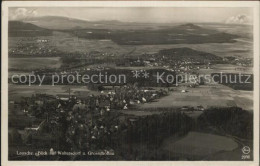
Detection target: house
<box><xmin>181</xmin><ymin>106</ymin><xmax>190</xmax><ymax>111</ymax></box>
<box><xmin>123</xmin><ymin>104</ymin><xmax>128</xmax><ymax>110</ymax></box>
<box><xmin>72</xmin><ymin>103</ymin><xmax>87</xmax><ymax>112</ymax></box>
<box><xmin>37</xmin><ymin>39</ymin><xmax>48</xmax><ymax>43</ymax></box>
<box><xmin>128</xmin><ymin>117</ymin><xmax>138</xmax><ymax>125</ymax></box>
<box><xmin>197</xmin><ymin>105</ymin><xmax>205</xmax><ymax>111</ymax></box>
<box><xmin>25</xmin><ymin>120</ymin><xmax>46</xmax><ymax>132</ymax></box>
<box><xmin>56</xmin><ymin>94</ymin><xmax>70</xmax><ymax>101</ymax></box>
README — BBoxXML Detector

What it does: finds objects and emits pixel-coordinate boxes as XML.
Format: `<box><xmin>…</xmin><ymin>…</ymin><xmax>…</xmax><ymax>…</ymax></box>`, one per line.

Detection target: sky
<box><xmin>9</xmin><ymin>7</ymin><xmax>253</xmax><ymax>24</ymax></box>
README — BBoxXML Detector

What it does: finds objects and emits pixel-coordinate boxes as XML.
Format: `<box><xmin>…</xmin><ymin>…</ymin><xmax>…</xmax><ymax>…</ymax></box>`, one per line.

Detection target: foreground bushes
<box><xmin>197</xmin><ymin>107</ymin><xmax>253</xmax><ymax>139</ymax></box>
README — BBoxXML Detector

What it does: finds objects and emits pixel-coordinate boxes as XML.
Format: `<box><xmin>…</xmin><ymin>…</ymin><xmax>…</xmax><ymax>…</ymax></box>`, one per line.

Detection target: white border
<box><xmin>1</xmin><ymin>1</ymin><xmax>260</xmax><ymax>166</ymax></box>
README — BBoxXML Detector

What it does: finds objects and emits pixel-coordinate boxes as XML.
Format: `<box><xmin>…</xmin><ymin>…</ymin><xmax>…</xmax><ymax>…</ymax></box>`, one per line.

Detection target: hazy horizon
<box><xmin>9</xmin><ymin>7</ymin><xmax>253</xmax><ymax>25</ymax></box>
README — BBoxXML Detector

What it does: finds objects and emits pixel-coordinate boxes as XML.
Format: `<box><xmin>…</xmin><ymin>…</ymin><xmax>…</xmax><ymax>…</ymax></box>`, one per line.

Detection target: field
<box><xmin>47</xmin><ymin>31</ymin><xmax>132</xmax><ymax>55</ymax></box>
<box><xmin>9</xmin><ymin>57</ymin><xmax>61</xmax><ymax>70</ymax></box>
<box><xmin>130</xmin><ymin>37</ymin><xmax>252</xmax><ymax>58</ymax></box>
<box><xmin>68</xmin><ymin>23</ymin><xmax>239</xmax><ymax>45</ymax></box>
<box><xmin>126</xmin><ymin>23</ymin><xmax>252</xmax><ymax>57</ymax></box>
<box><xmin>161</xmin><ymin>131</ymin><xmax>239</xmax><ymax>159</ymax></box>
<box><xmin>8</xmin><ymin>85</ymin><xmax>99</xmax><ymax>102</ymax></box>
<box><xmin>141</xmin><ymin>84</ymin><xmax>253</xmax><ymax>111</ymax></box>
<box><xmin>9</xmin><ymin>23</ymin><xmax>253</xmax><ymax>59</ymax></box>
<box><xmin>9</xmin><ymin>83</ymin><xmax>253</xmax><ymax>111</ymax></box>
<box><xmin>9</xmin><ymin>31</ymin><xmax>132</xmax><ymax>56</ymax></box>
<box><xmin>200</xmin><ymin>64</ymin><xmax>253</xmax><ymax>74</ymax></box>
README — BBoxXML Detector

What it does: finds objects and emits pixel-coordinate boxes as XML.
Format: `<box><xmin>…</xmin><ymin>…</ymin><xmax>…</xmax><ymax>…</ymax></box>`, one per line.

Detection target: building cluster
<box><xmin>9</xmin><ymin>37</ymin><xmax>59</xmax><ymax>56</ymax></box>
<box><xmin>223</xmin><ymin>57</ymin><xmax>253</xmax><ymax>67</ymax></box>
<box><xmin>9</xmin><ymin>85</ymin><xmax>168</xmax><ymax>152</ymax></box>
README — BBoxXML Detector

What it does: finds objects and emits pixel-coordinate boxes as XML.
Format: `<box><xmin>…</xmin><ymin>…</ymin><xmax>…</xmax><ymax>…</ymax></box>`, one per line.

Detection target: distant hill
<box><xmin>19</xmin><ymin>16</ymin><xmax>171</xmax><ymax>30</ymax></box>
<box><xmin>9</xmin><ymin>21</ymin><xmax>52</xmax><ymax>37</ymax></box>
<box><xmin>68</xmin><ymin>23</ymin><xmax>239</xmax><ymax>45</ymax></box>
<box><xmin>21</xmin><ymin>16</ymin><xmax>92</xmax><ymax>30</ymax></box>
<box><xmin>9</xmin><ymin>17</ymin><xmax>240</xmax><ymax>45</ymax></box>
<box><xmin>178</xmin><ymin>23</ymin><xmax>201</xmax><ymax>29</ymax></box>
<box><xmin>158</xmin><ymin>47</ymin><xmax>222</xmax><ymax>61</ymax></box>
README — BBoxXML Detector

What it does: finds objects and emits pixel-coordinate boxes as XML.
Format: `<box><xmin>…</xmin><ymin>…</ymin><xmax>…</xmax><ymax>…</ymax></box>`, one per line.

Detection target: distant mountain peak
<box><xmin>178</xmin><ymin>23</ymin><xmax>201</xmax><ymax>29</ymax></box>
<box><xmin>9</xmin><ymin>21</ymin><xmax>44</xmax><ymax>30</ymax></box>
<box><xmin>9</xmin><ymin>20</ymin><xmax>52</xmax><ymax>37</ymax></box>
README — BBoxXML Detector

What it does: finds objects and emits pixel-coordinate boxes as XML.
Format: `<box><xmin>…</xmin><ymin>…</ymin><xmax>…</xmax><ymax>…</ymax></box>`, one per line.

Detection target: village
<box><xmin>9</xmin><ymin>83</ymin><xmax>166</xmax><ymax>157</ymax></box>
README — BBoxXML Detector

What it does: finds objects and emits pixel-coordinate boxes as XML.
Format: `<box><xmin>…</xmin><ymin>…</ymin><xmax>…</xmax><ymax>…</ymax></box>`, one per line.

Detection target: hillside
<box><xmin>20</xmin><ymin>16</ymin><xmax>172</xmax><ymax>30</ymax></box>
<box><xmin>21</xmin><ymin>16</ymin><xmax>93</xmax><ymax>30</ymax></box>
<box><xmin>9</xmin><ymin>17</ymin><xmax>240</xmax><ymax>45</ymax></box>
<box><xmin>158</xmin><ymin>47</ymin><xmax>222</xmax><ymax>61</ymax></box>
<box><xmin>9</xmin><ymin>21</ymin><xmax>52</xmax><ymax>37</ymax></box>
<box><xmin>68</xmin><ymin>23</ymin><xmax>239</xmax><ymax>45</ymax></box>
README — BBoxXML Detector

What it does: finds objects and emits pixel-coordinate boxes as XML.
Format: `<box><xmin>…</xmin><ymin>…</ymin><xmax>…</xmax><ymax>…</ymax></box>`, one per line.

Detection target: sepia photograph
<box><xmin>1</xmin><ymin>1</ymin><xmax>259</xmax><ymax>166</ymax></box>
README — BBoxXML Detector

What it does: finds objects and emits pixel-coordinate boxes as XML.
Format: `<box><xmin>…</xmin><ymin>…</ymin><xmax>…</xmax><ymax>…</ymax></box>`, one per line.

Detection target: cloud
<box><xmin>225</xmin><ymin>14</ymin><xmax>252</xmax><ymax>25</ymax></box>
<box><xmin>9</xmin><ymin>8</ymin><xmax>38</xmax><ymax>20</ymax></box>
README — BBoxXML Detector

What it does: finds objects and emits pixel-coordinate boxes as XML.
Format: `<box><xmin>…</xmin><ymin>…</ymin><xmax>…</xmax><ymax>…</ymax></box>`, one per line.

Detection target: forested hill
<box><xmin>9</xmin><ymin>21</ymin><xmax>52</xmax><ymax>37</ymax></box>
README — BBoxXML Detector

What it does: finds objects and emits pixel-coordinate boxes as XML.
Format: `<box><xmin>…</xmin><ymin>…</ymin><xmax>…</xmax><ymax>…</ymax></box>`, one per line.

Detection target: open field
<box><xmin>8</xmin><ymin>85</ymin><xmax>100</xmax><ymax>101</ymax></box>
<box><xmin>9</xmin><ymin>83</ymin><xmax>253</xmax><ymax>111</ymax></box>
<box><xmin>8</xmin><ymin>71</ymin><xmax>31</xmax><ymax>78</ymax></box>
<box><xmin>86</xmin><ymin>64</ymin><xmax>165</xmax><ymax>70</ymax></box>
<box><xmin>128</xmin><ymin>23</ymin><xmax>253</xmax><ymax>57</ymax></box>
<box><xmin>47</xmin><ymin>31</ymin><xmax>131</xmax><ymax>54</ymax></box>
<box><xmin>118</xmin><ymin>110</ymin><xmax>162</xmax><ymax>116</ymax></box>
<box><xmin>9</xmin><ymin>57</ymin><xmax>61</xmax><ymax>70</ymax></box>
<box><xmin>199</xmin><ymin>64</ymin><xmax>253</xmax><ymax>74</ymax></box>
<box><xmin>128</xmin><ymin>36</ymin><xmax>252</xmax><ymax>58</ymax></box>
<box><xmin>9</xmin><ymin>31</ymin><xmax>132</xmax><ymax>55</ymax></box>
<box><xmin>9</xmin><ymin>35</ymin><xmax>252</xmax><ymax>59</ymax></box>
<box><xmin>161</xmin><ymin>131</ymin><xmax>238</xmax><ymax>159</ymax></box>
<box><xmin>9</xmin><ymin>22</ymin><xmax>253</xmax><ymax>59</ymax></box>
<box><xmin>198</xmin><ymin>23</ymin><xmax>253</xmax><ymax>38</ymax></box>
<box><xmin>204</xmin><ymin>140</ymin><xmax>253</xmax><ymax>160</ymax></box>
<box><xmin>141</xmin><ymin>84</ymin><xmax>253</xmax><ymax>111</ymax></box>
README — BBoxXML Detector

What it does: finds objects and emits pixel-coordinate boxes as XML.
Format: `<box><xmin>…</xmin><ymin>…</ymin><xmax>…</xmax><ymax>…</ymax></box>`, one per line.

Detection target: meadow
<box><xmin>161</xmin><ymin>131</ymin><xmax>239</xmax><ymax>160</ymax></box>
<box><xmin>8</xmin><ymin>84</ymin><xmax>98</xmax><ymax>102</ymax></box>
<box><xmin>140</xmin><ymin>84</ymin><xmax>253</xmax><ymax>111</ymax></box>
<box><xmin>9</xmin><ymin>57</ymin><xmax>61</xmax><ymax>70</ymax></box>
